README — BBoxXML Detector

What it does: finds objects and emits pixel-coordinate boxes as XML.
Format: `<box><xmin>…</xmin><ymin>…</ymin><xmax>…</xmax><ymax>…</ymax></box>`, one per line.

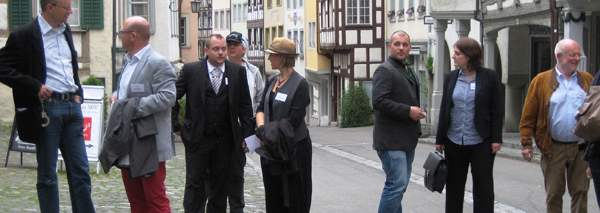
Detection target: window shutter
<box><xmin>81</xmin><ymin>0</ymin><xmax>103</xmax><ymax>29</ymax></box>
<box><xmin>8</xmin><ymin>0</ymin><xmax>32</xmax><ymax>30</ymax></box>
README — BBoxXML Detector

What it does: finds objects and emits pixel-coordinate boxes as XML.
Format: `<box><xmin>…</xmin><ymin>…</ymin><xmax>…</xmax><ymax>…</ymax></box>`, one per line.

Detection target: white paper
<box><xmin>244</xmin><ymin>134</ymin><xmax>260</xmax><ymax>154</ymax></box>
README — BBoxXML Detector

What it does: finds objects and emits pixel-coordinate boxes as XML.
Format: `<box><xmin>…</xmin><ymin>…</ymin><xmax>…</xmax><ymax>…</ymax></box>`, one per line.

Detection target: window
<box><xmin>267</xmin><ymin>0</ymin><xmax>272</xmax><ymax>8</ymax></box>
<box><xmin>131</xmin><ymin>0</ymin><xmax>150</xmax><ymax>23</ymax></box>
<box><xmin>299</xmin><ymin>29</ymin><xmax>304</xmax><ymax>57</ymax></box>
<box><xmin>243</xmin><ymin>3</ymin><xmax>247</xmax><ymax>21</ymax></box>
<box><xmin>287</xmin><ymin>0</ymin><xmax>291</xmax><ymax>9</ymax></box>
<box><xmin>215</xmin><ymin>11</ymin><xmax>219</xmax><ymax>30</ymax></box>
<box><xmin>180</xmin><ymin>15</ymin><xmax>188</xmax><ymax>47</ymax></box>
<box><xmin>347</xmin><ymin>0</ymin><xmax>370</xmax><ymax>25</ymax></box>
<box><xmin>67</xmin><ymin>0</ymin><xmax>80</xmax><ymax>26</ymax></box>
<box><xmin>277</xmin><ymin>0</ymin><xmax>281</xmax><ymax>7</ymax></box>
<box><xmin>199</xmin><ymin>11</ymin><xmax>211</xmax><ymax>29</ymax></box>
<box><xmin>299</xmin><ymin>0</ymin><xmax>302</xmax><ymax>7</ymax></box>
<box><xmin>127</xmin><ymin>0</ymin><xmax>154</xmax><ymax>32</ymax></box>
<box><xmin>308</xmin><ymin>21</ymin><xmax>316</xmax><ymax>50</ymax></box>
<box><xmin>226</xmin><ymin>9</ymin><xmax>230</xmax><ymax>29</ymax></box>
<box><xmin>232</xmin><ymin>5</ymin><xmax>237</xmax><ymax>23</ymax></box>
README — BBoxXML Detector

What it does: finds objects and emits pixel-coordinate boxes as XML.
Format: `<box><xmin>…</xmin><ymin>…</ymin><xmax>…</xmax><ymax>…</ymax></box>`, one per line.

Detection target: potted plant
<box><xmin>417</xmin><ymin>5</ymin><xmax>425</xmax><ymax>14</ymax></box>
<box><xmin>387</xmin><ymin>10</ymin><xmax>395</xmax><ymax>19</ymax></box>
<box><xmin>406</xmin><ymin>7</ymin><xmax>414</xmax><ymax>16</ymax></box>
<box><xmin>397</xmin><ymin>9</ymin><xmax>404</xmax><ymax>18</ymax></box>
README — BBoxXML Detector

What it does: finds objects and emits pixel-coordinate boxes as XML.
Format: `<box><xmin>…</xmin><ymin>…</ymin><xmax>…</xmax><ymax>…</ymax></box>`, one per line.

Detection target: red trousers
<box><xmin>121</xmin><ymin>161</ymin><xmax>171</xmax><ymax>213</ymax></box>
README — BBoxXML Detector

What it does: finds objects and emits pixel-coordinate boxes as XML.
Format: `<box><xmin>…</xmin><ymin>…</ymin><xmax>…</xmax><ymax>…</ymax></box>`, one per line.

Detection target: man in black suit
<box><xmin>372</xmin><ymin>30</ymin><xmax>425</xmax><ymax>213</ymax></box>
<box><xmin>172</xmin><ymin>34</ymin><xmax>254</xmax><ymax>212</ymax></box>
<box><xmin>0</xmin><ymin>0</ymin><xmax>95</xmax><ymax>212</ymax></box>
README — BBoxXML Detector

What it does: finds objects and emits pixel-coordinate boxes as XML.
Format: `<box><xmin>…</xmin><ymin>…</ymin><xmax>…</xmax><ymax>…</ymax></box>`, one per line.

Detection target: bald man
<box><xmin>520</xmin><ymin>39</ymin><xmax>592</xmax><ymax>212</ymax></box>
<box><xmin>109</xmin><ymin>16</ymin><xmax>176</xmax><ymax>212</ymax></box>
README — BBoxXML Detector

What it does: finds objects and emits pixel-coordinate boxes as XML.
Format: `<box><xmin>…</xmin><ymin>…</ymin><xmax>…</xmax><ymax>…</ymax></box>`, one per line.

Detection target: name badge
<box><xmin>275</xmin><ymin>92</ymin><xmax>288</xmax><ymax>102</ymax></box>
<box><xmin>470</xmin><ymin>82</ymin><xmax>476</xmax><ymax>91</ymax></box>
<box><xmin>225</xmin><ymin>77</ymin><xmax>229</xmax><ymax>85</ymax></box>
<box><xmin>131</xmin><ymin>84</ymin><xmax>145</xmax><ymax>92</ymax></box>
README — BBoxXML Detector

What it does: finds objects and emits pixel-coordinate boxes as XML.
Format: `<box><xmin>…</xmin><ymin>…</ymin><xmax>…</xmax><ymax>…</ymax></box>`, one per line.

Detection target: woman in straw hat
<box><xmin>255</xmin><ymin>37</ymin><xmax>312</xmax><ymax>212</ymax></box>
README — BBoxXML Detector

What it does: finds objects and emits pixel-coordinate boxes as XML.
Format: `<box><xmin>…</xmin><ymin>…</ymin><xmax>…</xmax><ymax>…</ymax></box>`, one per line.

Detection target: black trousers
<box><xmin>444</xmin><ymin>141</ymin><xmax>496</xmax><ymax>213</ymax></box>
<box><xmin>227</xmin><ymin>144</ymin><xmax>246</xmax><ymax>213</ymax></box>
<box><xmin>183</xmin><ymin>132</ymin><xmax>233</xmax><ymax>213</ymax></box>
<box><xmin>261</xmin><ymin>137</ymin><xmax>313</xmax><ymax>213</ymax></box>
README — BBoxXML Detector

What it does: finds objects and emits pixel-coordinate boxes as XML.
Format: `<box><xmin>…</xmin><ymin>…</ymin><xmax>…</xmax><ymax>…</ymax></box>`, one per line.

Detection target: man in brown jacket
<box><xmin>520</xmin><ymin>38</ymin><xmax>592</xmax><ymax>213</ymax></box>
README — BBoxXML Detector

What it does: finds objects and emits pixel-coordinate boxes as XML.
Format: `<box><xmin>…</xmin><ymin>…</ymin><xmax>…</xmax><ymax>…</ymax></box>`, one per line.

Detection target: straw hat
<box><xmin>265</xmin><ymin>37</ymin><xmax>298</xmax><ymax>56</ymax></box>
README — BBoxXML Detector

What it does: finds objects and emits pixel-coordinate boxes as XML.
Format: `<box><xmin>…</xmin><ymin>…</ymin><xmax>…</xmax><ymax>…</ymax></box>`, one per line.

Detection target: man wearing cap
<box><xmin>172</xmin><ymin>34</ymin><xmax>254</xmax><ymax>212</ymax></box>
<box><xmin>225</xmin><ymin>31</ymin><xmax>264</xmax><ymax>212</ymax></box>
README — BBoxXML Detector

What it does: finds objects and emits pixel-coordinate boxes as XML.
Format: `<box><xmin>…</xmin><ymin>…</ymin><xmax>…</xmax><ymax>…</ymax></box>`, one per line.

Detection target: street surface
<box><xmin>1</xmin><ymin>125</ymin><xmax>599</xmax><ymax>212</ymax></box>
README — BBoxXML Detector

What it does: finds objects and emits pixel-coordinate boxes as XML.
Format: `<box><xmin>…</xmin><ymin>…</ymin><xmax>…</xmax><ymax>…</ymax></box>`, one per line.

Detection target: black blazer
<box><xmin>372</xmin><ymin>57</ymin><xmax>422</xmax><ymax>152</ymax></box>
<box><xmin>436</xmin><ymin>67</ymin><xmax>504</xmax><ymax>145</ymax></box>
<box><xmin>0</xmin><ymin>18</ymin><xmax>82</xmax><ymax>144</ymax></box>
<box><xmin>172</xmin><ymin>59</ymin><xmax>254</xmax><ymax>151</ymax></box>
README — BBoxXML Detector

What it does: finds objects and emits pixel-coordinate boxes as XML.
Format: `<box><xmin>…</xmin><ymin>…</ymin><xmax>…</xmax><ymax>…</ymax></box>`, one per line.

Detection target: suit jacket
<box><xmin>436</xmin><ymin>67</ymin><xmax>504</xmax><ymax>145</ymax></box>
<box><xmin>172</xmin><ymin>59</ymin><xmax>254</xmax><ymax>152</ymax></box>
<box><xmin>0</xmin><ymin>17</ymin><xmax>82</xmax><ymax>144</ymax></box>
<box><xmin>372</xmin><ymin>57</ymin><xmax>422</xmax><ymax>151</ymax></box>
<box><xmin>114</xmin><ymin>46</ymin><xmax>177</xmax><ymax>162</ymax></box>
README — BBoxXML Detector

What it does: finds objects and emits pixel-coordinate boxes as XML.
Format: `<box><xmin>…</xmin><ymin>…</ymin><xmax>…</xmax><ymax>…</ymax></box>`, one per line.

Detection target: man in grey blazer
<box><xmin>372</xmin><ymin>30</ymin><xmax>425</xmax><ymax>213</ymax></box>
<box><xmin>109</xmin><ymin>16</ymin><xmax>176</xmax><ymax>212</ymax></box>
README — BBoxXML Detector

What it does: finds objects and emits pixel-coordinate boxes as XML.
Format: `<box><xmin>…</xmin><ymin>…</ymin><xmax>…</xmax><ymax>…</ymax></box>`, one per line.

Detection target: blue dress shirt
<box><xmin>448</xmin><ymin>69</ymin><xmax>483</xmax><ymax>146</ymax></box>
<box><xmin>549</xmin><ymin>67</ymin><xmax>587</xmax><ymax>142</ymax></box>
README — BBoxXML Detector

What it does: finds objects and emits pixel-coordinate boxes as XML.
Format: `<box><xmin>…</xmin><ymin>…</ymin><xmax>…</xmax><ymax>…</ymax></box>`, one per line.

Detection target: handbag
<box><xmin>574</xmin><ymin>86</ymin><xmax>600</xmax><ymax>142</ymax></box>
<box><xmin>422</xmin><ymin>149</ymin><xmax>447</xmax><ymax>193</ymax></box>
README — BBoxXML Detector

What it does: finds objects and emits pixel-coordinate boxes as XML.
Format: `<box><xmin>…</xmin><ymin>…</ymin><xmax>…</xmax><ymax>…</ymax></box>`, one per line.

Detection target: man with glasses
<box><xmin>520</xmin><ymin>38</ymin><xmax>592</xmax><ymax>212</ymax></box>
<box><xmin>104</xmin><ymin>16</ymin><xmax>176</xmax><ymax>212</ymax></box>
<box><xmin>0</xmin><ymin>0</ymin><xmax>95</xmax><ymax>212</ymax></box>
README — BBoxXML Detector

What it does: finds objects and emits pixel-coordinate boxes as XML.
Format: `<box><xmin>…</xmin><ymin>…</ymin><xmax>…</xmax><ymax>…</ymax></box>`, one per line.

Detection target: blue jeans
<box><xmin>36</xmin><ymin>99</ymin><xmax>94</xmax><ymax>212</ymax></box>
<box><xmin>377</xmin><ymin>150</ymin><xmax>415</xmax><ymax>213</ymax></box>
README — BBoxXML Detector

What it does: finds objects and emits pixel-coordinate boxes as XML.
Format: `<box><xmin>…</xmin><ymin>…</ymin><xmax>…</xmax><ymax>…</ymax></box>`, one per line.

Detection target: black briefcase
<box><xmin>423</xmin><ymin>150</ymin><xmax>447</xmax><ymax>193</ymax></box>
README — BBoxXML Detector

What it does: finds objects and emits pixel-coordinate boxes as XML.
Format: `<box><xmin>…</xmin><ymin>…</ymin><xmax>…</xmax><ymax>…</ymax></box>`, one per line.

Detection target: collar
<box><xmin>555</xmin><ymin>66</ymin><xmax>578</xmax><ymax>80</ymax></box>
<box><xmin>38</xmin><ymin>15</ymin><xmax>66</xmax><ymax>35</ymax></box>
<box><xmin>125</xmin><ymin>44</ymin><xmax>150</xmax><ymax>62</ymax></box>
<box><xmin>207</xmin><ymin>60</ymin><xmax>225</xmax><ymax>73</ymax></box>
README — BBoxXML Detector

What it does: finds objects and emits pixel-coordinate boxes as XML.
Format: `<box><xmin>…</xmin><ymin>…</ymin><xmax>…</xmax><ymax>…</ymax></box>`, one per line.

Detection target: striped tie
<box><xmin>211</xmin><ymin>68</ymin><xmax>222</xmax><ymax>93</ymax></box>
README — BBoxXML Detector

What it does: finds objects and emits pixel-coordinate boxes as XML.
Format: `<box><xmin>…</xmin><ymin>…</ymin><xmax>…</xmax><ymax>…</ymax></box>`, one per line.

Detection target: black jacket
<box><xmin>0</xmin><ymin>18</ymin><xmax>82</xmax><ymax>144</ymax></box>
<box><xmin>372</xmin><ymin>57</ymin><xmax>421</xmax><ymax>151</ymax></box>
<box><xmin>436</xmin><ymin>67</ymin><xmax>504</xmax><ymax>145</ymax></box>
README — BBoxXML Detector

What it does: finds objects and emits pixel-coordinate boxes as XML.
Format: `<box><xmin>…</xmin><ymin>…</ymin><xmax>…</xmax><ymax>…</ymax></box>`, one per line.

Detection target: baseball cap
<box><xmin>226</xmin><ymin>32</ymin><xmax>247</xmax><ymax>48</ymax></box>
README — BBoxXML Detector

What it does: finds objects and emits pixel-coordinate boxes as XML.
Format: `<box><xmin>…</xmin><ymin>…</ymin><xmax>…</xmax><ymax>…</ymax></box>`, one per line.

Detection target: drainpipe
<box><xmin>111</xmin><ymin>0</ymin><xmax>117</xmax><ymax>91</ymax></box>
<box><xmin>550</xmin><ymin>0</ymin><xmax>558</xmax><ymax>67</ymax></box>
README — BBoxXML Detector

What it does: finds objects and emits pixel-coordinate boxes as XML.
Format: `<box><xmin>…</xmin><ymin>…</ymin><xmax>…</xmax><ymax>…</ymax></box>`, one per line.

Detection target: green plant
<box><xmin>339</xmin><ymin>84</ymin><xmax>373</xmax><ymax>128</ymax></box>
<box><xmin>81</xmin><ymin>75</ymin><xmax>104</xmax><ymax>86</ymax></box>
<box><xmin>424</xmin><ymin>55</ymin><xmax>434</xmax><ymax>71</ymax></box>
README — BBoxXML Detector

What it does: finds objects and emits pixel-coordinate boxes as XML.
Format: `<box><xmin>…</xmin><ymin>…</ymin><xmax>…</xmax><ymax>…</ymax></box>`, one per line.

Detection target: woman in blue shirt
<box><xmin>435</xmin><ymin>37</ymin><xmax>504</xmax><ymax>212</ymax></box>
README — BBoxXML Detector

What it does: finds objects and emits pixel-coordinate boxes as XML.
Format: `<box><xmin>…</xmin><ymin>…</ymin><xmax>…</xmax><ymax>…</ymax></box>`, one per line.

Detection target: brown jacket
<box><xmin>519</xmin><ymin>68</ymin><xmax>593</xmax><ymax>160</ymax></box>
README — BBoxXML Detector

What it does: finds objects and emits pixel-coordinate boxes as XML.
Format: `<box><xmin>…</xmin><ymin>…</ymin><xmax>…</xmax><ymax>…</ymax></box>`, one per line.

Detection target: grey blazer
<box><xmin>372</xmin><ymin>57</ymin><xmax>422</xmax><ymax>152</ymax></box>
<box><xmin>115</xmin><ymin>46</ymin><xmax>177</xmax><ymax>162</ymax></box>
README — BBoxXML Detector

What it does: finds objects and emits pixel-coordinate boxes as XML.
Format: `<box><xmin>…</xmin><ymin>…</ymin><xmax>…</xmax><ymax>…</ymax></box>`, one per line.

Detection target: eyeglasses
<box><xmin>116</xmin><ymin>30</ymin><xmax>134</xmax><ymax>36</ymax></box>
<box><xmin>567</xmin><ymin>53</ymin><xmax>582</xmax><ymax>59</ymax></box>
<box><xmin>51</xmin><ymin>4</ymin><xmax>72</xmax><ymax>10</ymax></box>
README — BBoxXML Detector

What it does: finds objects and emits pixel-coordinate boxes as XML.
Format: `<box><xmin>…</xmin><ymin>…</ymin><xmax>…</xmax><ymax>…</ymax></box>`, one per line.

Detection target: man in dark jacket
<box><xmin>0</xmin><ymin>0</ymin><xmax>94</xmax><ymax>211</ymax></box>
<box><xmin>372</xmin><ymin>30</ymin><xmax>425</xmax><ymax>213</ymax></box>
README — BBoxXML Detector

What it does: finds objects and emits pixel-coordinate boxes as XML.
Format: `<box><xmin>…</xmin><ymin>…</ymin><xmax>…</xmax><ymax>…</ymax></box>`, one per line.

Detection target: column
<box><xmin>456</xmin><ymin>19</ymin><xmax>471</xmax><ymax>39</ymax></box>
<box><xmin>563</xmin><ymin>8</ymin><xmax>587</xmax><ymax>71</ymax></box>
<box><xmin>430</xmin><ymin>19</ymin><xmax>448</xmax><ymax>135</ymax></box>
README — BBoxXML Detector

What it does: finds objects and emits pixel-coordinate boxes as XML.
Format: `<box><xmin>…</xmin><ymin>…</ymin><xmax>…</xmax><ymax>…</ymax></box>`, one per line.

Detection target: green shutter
<box><xmin>81</xmin><ymin>0</ymin><xmax>103</xmax><ymax>29</ymax></box>
<box><xmin>8</xmin><ymin>0</ymin><xmax>32</xmax><ymax>30</ymax></box>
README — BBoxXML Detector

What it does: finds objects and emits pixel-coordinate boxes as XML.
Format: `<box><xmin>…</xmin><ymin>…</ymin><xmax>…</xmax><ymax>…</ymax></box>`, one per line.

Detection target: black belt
<box><xmin>552</xmin><ymin>139</ymin><xmax>578</xmax><ymax>144</ymax></box>
<box><xmin>50</xmin><ymin>92</ymin><xmax>77</xmax><ymax>101</ymax></box>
